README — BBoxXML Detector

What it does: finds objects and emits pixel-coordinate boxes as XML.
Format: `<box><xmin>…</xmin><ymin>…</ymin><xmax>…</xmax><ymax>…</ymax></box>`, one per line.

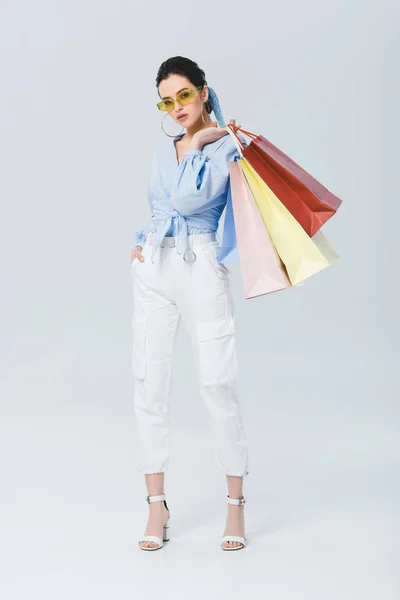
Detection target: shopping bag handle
<box><xmin>225</xmin><ymin>124</ymin><xmax>244</xmax><ymax>157</ymax></box>
<box><xmin>226</xmin><ymin>123</ymin><xmax>259</xmax><ymax>152</ymax></box>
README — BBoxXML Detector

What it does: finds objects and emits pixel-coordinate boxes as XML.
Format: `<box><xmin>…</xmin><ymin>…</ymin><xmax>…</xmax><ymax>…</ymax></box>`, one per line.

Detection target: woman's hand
<box><xmin>228</xmin><ymin>118</ymin><xmax>241</xmax><ymax>130</ymax></box>
<box><xmin>191</xmin><ymin>118</ymin><xmax>241</xmax><ymax>150</ymax></box>
<box><xmin>131</xmin><ymin>245</ymin><xmax>144</xmax><ymax>263</ymax></box>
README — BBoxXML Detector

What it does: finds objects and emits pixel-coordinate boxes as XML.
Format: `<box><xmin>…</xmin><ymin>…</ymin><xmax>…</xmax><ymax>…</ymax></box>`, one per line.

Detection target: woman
<box><xmin>130</xmin><ymin>56</ymin><xmax>249</xmax><ymax>551</ymax></box>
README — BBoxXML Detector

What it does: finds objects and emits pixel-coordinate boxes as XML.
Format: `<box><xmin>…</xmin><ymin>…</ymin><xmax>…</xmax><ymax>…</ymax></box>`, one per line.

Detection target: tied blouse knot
<box><xmin>134</xmin><ymin>131</ymin><xmax>247</xmax><ymax>262</ymax></box>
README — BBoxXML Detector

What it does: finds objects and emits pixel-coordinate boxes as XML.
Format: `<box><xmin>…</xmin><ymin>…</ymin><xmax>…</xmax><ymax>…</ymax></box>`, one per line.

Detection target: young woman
<box><xmin>130</xmin><ymin>56</ymin><xmax>249</xmax><ymax>551</ymax></box>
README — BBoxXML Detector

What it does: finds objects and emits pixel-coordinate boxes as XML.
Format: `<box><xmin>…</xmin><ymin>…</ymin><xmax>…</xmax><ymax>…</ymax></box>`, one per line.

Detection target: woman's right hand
<box><xmin>131</xmin><ymin>245</ymin><xmax>144</xmax><ymax>263</ymax></box>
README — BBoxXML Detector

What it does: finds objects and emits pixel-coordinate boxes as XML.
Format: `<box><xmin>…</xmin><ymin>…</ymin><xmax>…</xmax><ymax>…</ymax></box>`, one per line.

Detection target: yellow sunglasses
<box><xmin>157</xmin><ymin>85</ymin><xmax>204</xmax><ymax>112</ymax></box>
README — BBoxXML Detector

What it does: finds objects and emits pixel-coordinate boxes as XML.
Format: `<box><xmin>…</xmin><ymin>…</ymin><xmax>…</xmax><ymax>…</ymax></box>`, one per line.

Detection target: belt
<box><xmin>148</xmin><ymin>232</ymin><xmax>216</xmax><ymax>263</ymax></box>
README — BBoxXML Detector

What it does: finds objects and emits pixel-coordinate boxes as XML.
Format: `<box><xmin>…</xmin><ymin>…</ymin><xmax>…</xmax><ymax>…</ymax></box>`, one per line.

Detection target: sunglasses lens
<box><xmin>157</xmin><ymin>99</ymin><xmax>174</xmax><ymax>111</ymax></box>
<box><xmin>177</xmin><ymin>90</ymin><xmax>195</xmax><ymax>105</ymax></box>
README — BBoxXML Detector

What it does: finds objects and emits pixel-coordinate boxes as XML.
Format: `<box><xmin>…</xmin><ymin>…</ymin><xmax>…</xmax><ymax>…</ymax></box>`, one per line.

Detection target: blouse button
<box><xmin>171</xmin><ymin>210</ymin><xmax>178</xmax><ymax>218</ymax></box>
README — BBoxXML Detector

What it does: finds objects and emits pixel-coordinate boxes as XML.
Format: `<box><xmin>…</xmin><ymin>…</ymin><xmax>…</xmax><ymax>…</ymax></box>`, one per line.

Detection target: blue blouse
<box><xmin>134</xmin><ymin>130</ymin><xmax>247</xmax><ymax>262</ymax></box>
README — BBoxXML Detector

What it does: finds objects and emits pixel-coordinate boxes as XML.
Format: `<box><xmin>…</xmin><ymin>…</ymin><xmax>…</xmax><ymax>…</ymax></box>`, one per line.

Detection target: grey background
<box><xmin>0</xmin><ymin>0</ymin><xmax>398</xmax><ymax>598</ymax></box>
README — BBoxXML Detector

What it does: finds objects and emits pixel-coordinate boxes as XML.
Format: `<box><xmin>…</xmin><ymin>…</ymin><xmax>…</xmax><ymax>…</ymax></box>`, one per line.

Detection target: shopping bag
<box><xmin>228</xmin><ymin>159</ymin><xmax>291</xmax><ymax>298</ymax></box>
<box><xmin>227</xmin><ymin>124</ymin><xmax>343</xmax><ymax>237</ymax></box>
<box><xmin>239</xmin><ymin>159</ymin><xmax>340</xmax><ymax>285</ymax></box>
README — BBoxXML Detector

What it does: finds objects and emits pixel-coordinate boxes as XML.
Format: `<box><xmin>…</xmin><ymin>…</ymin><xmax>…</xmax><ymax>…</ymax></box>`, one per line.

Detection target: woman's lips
<box><xmin>177</xmin><ymin>114</ymin><xmax>188</xmax><ymax>121</ymax></box>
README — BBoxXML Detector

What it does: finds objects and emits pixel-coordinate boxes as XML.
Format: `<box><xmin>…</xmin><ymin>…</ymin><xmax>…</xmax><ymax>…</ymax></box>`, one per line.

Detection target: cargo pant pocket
<box><xmin>196</xmin><ymin>314</ymin><xmax>238</xmax><ymax>387</ymax></box>
<box><xmin>202</xmin><ymin>242</ymin><xmax>230</xmax><ymax>279</ymax></box>
<box><xmin>132</xmin><ymin>314</ymin><xmax>148</xmax><ymax>380</ymax></box>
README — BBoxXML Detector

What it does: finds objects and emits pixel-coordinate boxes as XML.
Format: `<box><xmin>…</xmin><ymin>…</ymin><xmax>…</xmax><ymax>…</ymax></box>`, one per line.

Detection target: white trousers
<box><xmin>130</xmin><ymin>232</ymin><xmax>249</xmax><ymax>477</ymax></box>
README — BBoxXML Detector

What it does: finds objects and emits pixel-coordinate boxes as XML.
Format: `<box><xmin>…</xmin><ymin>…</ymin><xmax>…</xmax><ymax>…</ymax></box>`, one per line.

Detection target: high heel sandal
<box><xmin>221</xmin><ymin>495</ymin><xmax>247</xmax><ymax>550</ymax></box>
<box><xmin>138</xmin><ymin>493</ymin><xmax>170</xmax><ymax>551</ymax></box>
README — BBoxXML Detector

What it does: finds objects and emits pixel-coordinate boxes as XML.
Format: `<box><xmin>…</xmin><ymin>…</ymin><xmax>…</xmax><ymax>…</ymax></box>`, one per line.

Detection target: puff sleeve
<box><xmin>172</xmin><ymin>137</ymin><xmax>240</xmax><ymax>216</ymax></box>
<box><xmin>133</xmin><ymin>151</ymin><xmax>159</xmax><ymax>247</ymax></box>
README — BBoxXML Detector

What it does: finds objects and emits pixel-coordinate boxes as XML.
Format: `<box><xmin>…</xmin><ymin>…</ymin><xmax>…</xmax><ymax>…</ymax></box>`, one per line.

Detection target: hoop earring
<box><xmin>161</xmin><ymin>113</ymin><xmax>184</xmax><ymax>138</ymax></box>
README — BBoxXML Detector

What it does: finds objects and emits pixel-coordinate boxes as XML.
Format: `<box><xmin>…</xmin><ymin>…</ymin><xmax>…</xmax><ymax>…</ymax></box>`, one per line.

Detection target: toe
<box><xmin>144</xmin><ymin>540</ymin><xmax>158</xmax><ymax>549</ymax></box>
<box><xmin>221</xmin><ymin>540</ymin><xmax>244</xmax><ymax>549</ymax></box>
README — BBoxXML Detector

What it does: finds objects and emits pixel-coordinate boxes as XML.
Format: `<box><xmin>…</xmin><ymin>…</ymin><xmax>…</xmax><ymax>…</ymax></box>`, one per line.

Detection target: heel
<box><xmin>163</xmin><ymin>519</ymin><xmax>170</xmax><ymax>542</ymax></box>
<box><xmin>138</xmin><ymin>493</ymin><xmax>171</xmax><ymax>551</ymax></box>
<box><xmin>221</xmin><ymin>495</ymin><xmax>247</xmax><ymax>551</ymax></box>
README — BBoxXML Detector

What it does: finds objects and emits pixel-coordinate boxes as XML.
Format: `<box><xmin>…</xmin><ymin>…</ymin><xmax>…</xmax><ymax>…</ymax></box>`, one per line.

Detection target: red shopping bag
<box><xmin>227</xmin><ymin>124</ymin><xmax>343</xmax><ymax>237</ymax></box>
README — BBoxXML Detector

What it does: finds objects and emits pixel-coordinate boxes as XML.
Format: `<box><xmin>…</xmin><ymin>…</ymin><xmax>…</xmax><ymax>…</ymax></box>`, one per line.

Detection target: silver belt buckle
<box><xmin>183</xmin><ymin>249</ymin><xmax>196</xmax><ymax>263</ymax></box>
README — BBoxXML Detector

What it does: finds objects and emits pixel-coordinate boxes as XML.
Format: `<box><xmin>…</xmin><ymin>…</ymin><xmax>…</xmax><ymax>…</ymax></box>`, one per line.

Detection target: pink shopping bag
<box><xmin>229</xmin><ymin>160</ymin><xmax>292</xmax><ymax>298</ymax></box>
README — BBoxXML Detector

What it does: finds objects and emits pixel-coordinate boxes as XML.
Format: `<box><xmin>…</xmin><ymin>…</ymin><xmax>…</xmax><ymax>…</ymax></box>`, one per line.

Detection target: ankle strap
<box><xmin>227</xmin><ymin>495</ymin><xmax>246</xmax><ymax>506</ymax></box>
<box><xmin>146</xmin><ymin>494</ymin><xmax>166</xmax><ymax>503</ymax></box>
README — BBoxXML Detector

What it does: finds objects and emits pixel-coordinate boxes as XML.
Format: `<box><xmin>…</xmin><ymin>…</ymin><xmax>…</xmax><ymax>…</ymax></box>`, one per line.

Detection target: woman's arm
<box><xmin>133</xmin><ymin>150</ymin><xmax>160</xmax><ymax>247</ymax></box>
<box><xmin>172</xmin><ymin>138</ymin><xmax>239</xmax><ymax>216</ymax></box>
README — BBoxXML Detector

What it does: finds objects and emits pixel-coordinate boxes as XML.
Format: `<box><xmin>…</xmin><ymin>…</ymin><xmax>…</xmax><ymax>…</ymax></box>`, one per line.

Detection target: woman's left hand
<box><xmin>190</xmin><ymin>118</ymin><xmax>241</xmax><ymax>150</ymax></box>
<box><xmin>228</xmin><ymin>118</ymin><xmax>241</xmax><ymax>130</ymax></box>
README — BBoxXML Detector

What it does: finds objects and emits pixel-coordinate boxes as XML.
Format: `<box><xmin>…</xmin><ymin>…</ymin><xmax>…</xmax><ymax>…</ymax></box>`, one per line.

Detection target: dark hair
<box><xmin>155</xmin><ymin>56</ymin><xmax>212</xmax><ymax>115</ymax></box>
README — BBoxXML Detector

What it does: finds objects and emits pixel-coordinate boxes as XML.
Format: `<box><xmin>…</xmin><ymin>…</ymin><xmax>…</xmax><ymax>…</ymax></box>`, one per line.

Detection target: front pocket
<box><xmin>132</xmin><ymin>314</ymin><xmax>148</xmax><ymax>380</ymax></box>
<box><xmin>131</xmin><ymin>241</ymin><xmax>148</xmax><ymax>270</ymax></box>
<box><xmin>202</xmin><ymin>243</ymin><xmax>229</xmax><ymax>278</ymax></box>
<box><xmin>196</xmin><ymin>314</ymin><xmax>238</xmax><ymax>387</ymax></box>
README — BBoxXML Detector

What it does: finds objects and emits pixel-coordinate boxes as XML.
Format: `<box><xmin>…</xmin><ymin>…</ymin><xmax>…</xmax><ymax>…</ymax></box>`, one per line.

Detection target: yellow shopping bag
<box><xmin>239</xmin><ymin>159</ymin><xmax>339</xmax><ymax>285</ymax></box>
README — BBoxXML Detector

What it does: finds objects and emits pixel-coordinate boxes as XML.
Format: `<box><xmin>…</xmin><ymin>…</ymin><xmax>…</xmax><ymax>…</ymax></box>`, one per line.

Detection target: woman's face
<box><xmin>158</xmin><ymin>74</ymin><xmax>207</xmax><ymax>129</ymax></box>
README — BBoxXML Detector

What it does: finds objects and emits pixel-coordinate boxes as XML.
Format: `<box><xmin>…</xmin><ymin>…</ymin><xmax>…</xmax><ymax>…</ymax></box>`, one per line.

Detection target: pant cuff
<box><xmin>139</xmin><ymin>467</ymin><xmax>167</xmax><ymax>475</ymax></box>
<box><xmin>224</xmin><ymin>469</ymin><xmax>249</xmax><ymax>477</ymax></box>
